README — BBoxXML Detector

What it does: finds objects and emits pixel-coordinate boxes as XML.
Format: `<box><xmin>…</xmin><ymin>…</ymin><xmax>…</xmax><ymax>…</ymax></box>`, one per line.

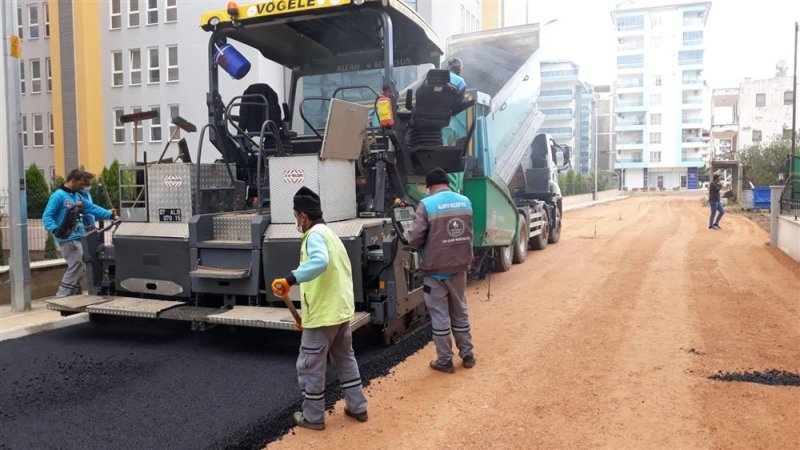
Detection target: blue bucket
<box><xmin>214</xmin><ymin>43</ymin><xmax>251</xmax><ymax>80</ymax></box>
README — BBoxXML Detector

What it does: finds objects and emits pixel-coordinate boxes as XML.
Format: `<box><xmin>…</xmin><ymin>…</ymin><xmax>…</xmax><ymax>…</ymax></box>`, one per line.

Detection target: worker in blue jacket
<box><xmin>43</xmin><ymin>169</ymin><xmax>118</xmax><ymax>298</ymax></box>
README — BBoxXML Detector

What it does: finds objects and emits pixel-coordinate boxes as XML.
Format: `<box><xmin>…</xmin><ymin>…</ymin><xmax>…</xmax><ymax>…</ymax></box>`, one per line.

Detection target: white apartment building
<box><xmin>738</xmin><ymin>74</ymin><xmax>797</xmax><ymax>149</ymax></box>
<box><xmin>611</xmin><ymin>1</ymin><xmax>711</xmax><ymax>190</ymax></box>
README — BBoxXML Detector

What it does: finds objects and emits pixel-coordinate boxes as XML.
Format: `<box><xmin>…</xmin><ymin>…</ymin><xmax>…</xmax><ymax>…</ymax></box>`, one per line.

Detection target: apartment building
<box><xmin>611</xmin><ymin>1</ymin><xmax>711</xmax><ymax>190</ymax></box>
<box><xmin>738</xmin><ymin>73</ymin><xmax>797</xmax><ymax>149</ymax></box>
<box><xmin>16</xmin><ymin>0</ymin><xmax>55</xmax><ymax>179</ymax></box>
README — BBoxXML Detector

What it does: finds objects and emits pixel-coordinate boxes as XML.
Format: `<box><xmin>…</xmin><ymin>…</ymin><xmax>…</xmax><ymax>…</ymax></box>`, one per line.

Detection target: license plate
<box><xmin>158</xmin><ymin>208</ymin><xmax>182</xmax><ymax>222</ymax></box>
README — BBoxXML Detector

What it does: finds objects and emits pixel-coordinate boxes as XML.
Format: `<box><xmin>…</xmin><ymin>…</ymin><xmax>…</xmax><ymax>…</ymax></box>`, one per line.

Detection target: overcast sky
<box><xmin>501</xmin><ymin>0</ymin><xmax>800</xmax><ymax>88</ymax></box>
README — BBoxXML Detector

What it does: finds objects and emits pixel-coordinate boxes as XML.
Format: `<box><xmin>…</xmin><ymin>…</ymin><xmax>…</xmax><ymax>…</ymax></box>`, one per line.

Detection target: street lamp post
<box><xmin>792</xmin><ymin>21</ymin><xmax>798</xmax><ymax>156</ymax></box>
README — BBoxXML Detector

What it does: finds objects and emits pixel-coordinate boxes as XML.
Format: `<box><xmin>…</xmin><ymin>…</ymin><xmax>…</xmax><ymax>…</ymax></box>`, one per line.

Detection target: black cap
<box><xmin>293</xmin><ymin>186</ymin><xmax>322</xmax><ymax>215</ymax></box>
<box><xmin>425</xmin><ymin>167</ymin><xmax>449</xmax><ymax>188</ymax></box>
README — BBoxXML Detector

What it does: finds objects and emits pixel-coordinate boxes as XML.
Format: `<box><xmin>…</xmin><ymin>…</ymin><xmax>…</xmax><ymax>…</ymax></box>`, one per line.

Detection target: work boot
<box><xmin>429</xmin><ymin>360</ymin><xmax>455</xmax><ymax>374</ymax></box>
<box><xmin>713</xmin><ymin>224</ymin><xmax>721</xmax><ymax>230</ymax></box>
<box><xmin>293</xmin><ymin>412</ymin><xmax>325</xmax><ymax>431</ymax></box>
<box><xmin>344</xmin><ymin>409</ymin><xmax>369</xmax><ymax>423</ymax></box>
<box><xmin>462</xmin><ymin>354</ymin><xmax>477</xmax><ymax>369</ymax></box>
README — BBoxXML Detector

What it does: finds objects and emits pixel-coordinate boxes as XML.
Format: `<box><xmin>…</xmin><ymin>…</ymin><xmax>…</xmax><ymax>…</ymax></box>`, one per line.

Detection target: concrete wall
<box><xmin>0</xmin><ymin>260</ymin><xmax>72</xmax><ymax>305</ymax></box>
<box><xmin>738</xmin><ymin>76</ymin><xmax>796</xmax><ymax>148</ymax></box>
<box><xmin>776</xmin><ymin>216</ymin><xmax>800</xmax><ymax>262</ymax></box>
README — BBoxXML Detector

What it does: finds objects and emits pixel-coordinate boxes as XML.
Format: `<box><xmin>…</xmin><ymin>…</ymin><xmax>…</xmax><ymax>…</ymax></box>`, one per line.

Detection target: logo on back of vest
<box><xmin>447</xmin><ymin>218</ymin><xmax>465</xmax><ymax>238</ymax></box>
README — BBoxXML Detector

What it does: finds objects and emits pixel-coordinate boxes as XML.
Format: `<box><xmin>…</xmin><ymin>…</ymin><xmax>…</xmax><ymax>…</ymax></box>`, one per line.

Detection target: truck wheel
<box><xmin>530</xmin><ymin>209</ymin><xmax>548</xmax><ymax>251</ymax></box>
<box><xmin>548</xmin><ymin>207</ymin><xmax>562</xmax><ymax>244</ymax></box>
<box><xmin>491</xmin><ymin>245</ymin><xmax>513</xmax><ymax>273</ymax></box>
<box><xmin>512</xmin><ymin>215</ymin><xmax>528</xmax><ymax>264</ymax></box>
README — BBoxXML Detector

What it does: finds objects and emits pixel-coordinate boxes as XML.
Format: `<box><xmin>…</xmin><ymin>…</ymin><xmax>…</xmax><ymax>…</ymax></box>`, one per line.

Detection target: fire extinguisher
<box><xmin>375</xmin><ymin>89</ymin><xmax>394</xmax><ymax>129</ymax></box>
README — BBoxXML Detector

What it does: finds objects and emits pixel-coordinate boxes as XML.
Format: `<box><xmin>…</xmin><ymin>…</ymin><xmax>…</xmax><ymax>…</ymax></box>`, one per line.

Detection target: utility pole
<box><xmin>2</xmin><ymin>0</ymin><xmax>32</xmax><ymax>311</ymax></box>
<box><xmin>792</xmin><ymin>21</ymin><xmax>798</xmax><ymax>156</ymax></box>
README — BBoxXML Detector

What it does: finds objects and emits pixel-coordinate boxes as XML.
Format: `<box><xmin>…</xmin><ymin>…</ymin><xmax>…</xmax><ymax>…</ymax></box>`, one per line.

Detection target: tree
<box><xmin>100</xmin><ymin>160</ymin><xmax>122</xmax><ymax>211</ymax></box>
<box><xmin>49</xmin><ymin>174</ymin><xmax>65</xmax><ymax>193</ymax></box>
<box><xmin>44</xmin><ymin>234</ymin><xmax>58</xmax><ymax>260</ymax></box>
<box><xmin>25</xmin><ymin>164</ymin><xmax>50</xmax><ymax>218</ymax></box>
<box><xmin>737</xmin><ymin>139</ymin><xmax>791</xmax><ymax>187</ymax></box>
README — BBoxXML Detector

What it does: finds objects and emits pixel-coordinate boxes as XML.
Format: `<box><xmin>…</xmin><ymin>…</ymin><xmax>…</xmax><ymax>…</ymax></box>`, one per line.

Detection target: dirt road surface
<box><xmin>269</xmin><ymin>196</ymin><xmax>800</xmax><ymax>450</ymax></box>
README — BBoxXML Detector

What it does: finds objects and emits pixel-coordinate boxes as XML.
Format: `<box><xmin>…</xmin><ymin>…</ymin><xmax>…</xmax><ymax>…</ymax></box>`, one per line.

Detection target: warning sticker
<box><xmin>283</xmin><ymin>169</ymin><xmax>305</xmax><ymax>184</ymax></box>
<box><xmin>164</xmin><ymin>175</ymin><xmax>183</xmax><ymax>188</ymax></box>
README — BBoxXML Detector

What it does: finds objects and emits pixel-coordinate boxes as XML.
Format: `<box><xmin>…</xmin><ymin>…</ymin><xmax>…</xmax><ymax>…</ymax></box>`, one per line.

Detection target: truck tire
<box><xmin>530</xmin><ymin>209</ymin><xmax>548</xmax><ymax>251</ymax></box>
<box><xmin>512</xmin><ymin>215</ymin><xmax>528</xmax><ymax>264</ymax></box>
<box><xmin>492</xmin><ymin>245</ymin><xmax>513</xmax><ymax>273</ymax></box>
<box><xmin>548</xmin><ymin>206</ymin><xmax>561</xmax><ymax>244</ymax></box>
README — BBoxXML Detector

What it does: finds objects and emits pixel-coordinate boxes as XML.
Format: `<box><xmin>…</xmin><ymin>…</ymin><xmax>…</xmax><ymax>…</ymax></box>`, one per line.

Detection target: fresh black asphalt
<box><xmin>0</xmin><ymin>318</ymin><xmax>431</xmax><ymax>449</ymax></box>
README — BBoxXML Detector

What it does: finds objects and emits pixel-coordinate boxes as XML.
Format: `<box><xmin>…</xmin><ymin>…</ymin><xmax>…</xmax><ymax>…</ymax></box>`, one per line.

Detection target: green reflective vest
<box><xmin>299</xmin><ymin>224</ymin><xmax>355</xmax><ymax>328</ymax></box>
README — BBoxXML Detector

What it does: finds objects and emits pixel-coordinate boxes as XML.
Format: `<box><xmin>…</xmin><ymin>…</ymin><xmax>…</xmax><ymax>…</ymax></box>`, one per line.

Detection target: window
<box><xmin>21</xmin><ymin>115</ymin><xmax>28</xmax><ymax>147</ymax></box>
<box><xmin>650</xmin><ymin>113</ymin><xmax>661</xmax><ymax>125</ymax></box>
<box><xmin>150</xmin><ymin>106</ymin><xmax>162</xmax><ymax>142</ymax></box>
<box><xmin>785</xmin><ymin>91</ymin><xmax>794</xmax><ymax>106</ymax></box>
<box><xmin>44</xmin><ymin>3</ymin><xmax>50</xmax><ymax>37</ymax></box>
<box><xmin>652</xmin><ymin>75</ymin><xmax>662</xmax><ymax>86</ymax></box>
<box><xmin>752</xmin><ymin>129</ymin><xmax>762</xmax><ymax>143</ymax></box>
<box><xmin>30</xmin><ymin>59</ymin><xmax>42</xmax><ymax>93</ymax></box>
<box><xmin>111</xmin><ymin>51</ymin><xmax>123</xmax><ymax>87</ymax></box>
<box><xmin>755</xmin><ymin>93</ymin><xmax>766</xmax><ymax>107</ymax></box>
<box><xmin>650</xmin><ymin>132</ymin><xmax>661</xmax><ymax>144</ymax></box>
<box><xmin>650</xmin><ymin>36</ymin><xmax>662</xmax><ymax>47</ymax></box>
<box><xmin>129</xmin><ymin>49</ymin><xmax>142</xmax><ymax>85</ymax></box>
<box><xmin>650</xmin><ymin>151</ymin><xmax>662</xmax><ymax>163</ymax></box>
<box><xmin>48</xmin><ymin>112</ymin><xmax>54</xmax><ymax>146</ymax></box>
<box><xmin>166</xmin><ymin>45</ymin><xmax>179</xmax><ymax>82</ymax></box>
<box><xmin>17</xmin><ymin>7</ymin><xmax>23</xmax><ymax>38</ymax></box>
<box><xmin>131</xmin><ymin>107</ymin><xmax>143</xmax><ymax>143</ymax></box>
<box><xmin>110</xmin><ymin>0</ymin><xmax>122</xmax><ymax>29</ymax></box>
<box><xmin>683</xmin><ymin>30</ymin><xmax>703</xmax><ymax>45</ymax></box>
<box><xmin>617</xmin><ymin>54</ymin><xmax>644</xmax><ymax>69</ymax></box>
<box><xmin>650</xmin><ymin>93</ymin><xmax>662</xmax><ymax>106</ymax></box>
<box><xmin>45</xmin><ymin>57</ymin><xmax>51</xmax><ymax>92</ymax></box>
<box><xmin>678</xmin><ymin>50</ymin><xmax>703</xmax><ymax>65</ymax></box>
<box><xmin>168</xmin><ymin>104</ymin><xmax>180</xmax><ymax>139</ymax></box>
<box><xmin>146</xmin><ymin>0</ymin><xmax>159</xmax><ymax>25</ymax></box>
<box><xmin>28</xmin><ymin>4</ymin><xmax>40</xmax><ymax>39</ymax></box>
<box><xmin>165</xmin><ymin>0</ymin><xmax>178</xmax><ymax>22</ymax></box>
<box><xmin>32</xmin><ymin>113</ymin><xmax>44</xmax><ymax>147</ymax></box>
<box><xmin>19</xmin><ymin>63</ymin><xmax>25</xmax><ymax>94</ymax></box>
<box><xmin>650</xmin><ymin>16</ymin><xmax>662</xmax><ymax>28</ymax></box>
<box><xmin>148</xmin><ymin>47</ymin><xmax>160</xmax><ymax>83</ymax></box>
<box><xmin>615</xmin><ymin>15</ymin><xmax>644</xmax><ymax>31</ymax></box>
<box><xmin>113</xmin><ymin>108</ymin><xmax>125</xmax><ymax>144</ymax></box>
<box><xmin>128</xmin><ymin>0</ymin><xmax>140</xmax><ymax>27</ymax></box>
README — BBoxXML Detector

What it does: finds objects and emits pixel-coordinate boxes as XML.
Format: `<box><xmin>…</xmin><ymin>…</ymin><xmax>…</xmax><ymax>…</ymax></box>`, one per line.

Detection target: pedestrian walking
<box><xmin>43</xmin><ymin>169</ymin><xmax>118</xmax><ymax>298</ymax></box>
<box><xmin>404</xmin><ymin>167</ymin><xmax>476</xmax><ymax>373</ymax></box>
<box><xmin>708</xmin><ymin>174</ymin><xmax>725</xmax><ymax>230</ymax></box>
<box><xmin>271</xmin><ymin>186</ymin><xmax>368</xmax><ymax>431</ymax></box>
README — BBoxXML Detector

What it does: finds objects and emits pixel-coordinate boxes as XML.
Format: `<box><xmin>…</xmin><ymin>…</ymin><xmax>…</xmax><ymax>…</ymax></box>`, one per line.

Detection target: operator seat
<box><xmin>238</xmin><ymin>83</ymin><xmax>295</xmax><ymax>152</ymax></box>
<box><xmin>404</xmin><ymin>70</ymin><xmax>474</xmax><ymax>173</ymax></box>
<box><xmin>406</xmin><ymin>70</ymin><xmax>463</xmax><ymax>147</ymax></box>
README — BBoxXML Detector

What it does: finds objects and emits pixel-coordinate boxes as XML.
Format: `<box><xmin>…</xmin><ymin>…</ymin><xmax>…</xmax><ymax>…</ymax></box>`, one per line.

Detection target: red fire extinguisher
<box><xmin>376</xmin><ymin>89</ymin><xmax>394</xmax><ymax>129</ymax></box>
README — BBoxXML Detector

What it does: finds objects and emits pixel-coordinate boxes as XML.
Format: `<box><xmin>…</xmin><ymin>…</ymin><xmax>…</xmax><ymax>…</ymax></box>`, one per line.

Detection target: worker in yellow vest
<box><xmin>271</xmin><ymin>186</ymin><xmax>368</xmax><ymax>431</ymax></box>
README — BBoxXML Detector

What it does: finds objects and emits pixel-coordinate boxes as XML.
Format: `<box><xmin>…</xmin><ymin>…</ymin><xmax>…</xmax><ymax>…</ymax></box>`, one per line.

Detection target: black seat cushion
<box><xmin>239</xmin><ymin>83</ymin><xmax>282</xmax><ymax>133</ymax></box>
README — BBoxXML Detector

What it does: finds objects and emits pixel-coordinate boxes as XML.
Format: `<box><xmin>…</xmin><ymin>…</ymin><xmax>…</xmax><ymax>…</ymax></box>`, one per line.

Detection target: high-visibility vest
<box><xmin>299</xmin><ymin>224</ymin><xmax>355</xmax><ymax>328</ymax></box>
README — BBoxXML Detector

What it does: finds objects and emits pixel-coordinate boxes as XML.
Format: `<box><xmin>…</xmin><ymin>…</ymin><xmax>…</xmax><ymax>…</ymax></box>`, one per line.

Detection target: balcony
<box><xmin>616</xmin><ymin>101</ymin><xmax>646</xmax><ymax>112</ymax></box>
<box><xmin>617</xmin><ymin>40</ymin><xmax>644</xmax><ymax>51</ymax></box>
<box><xmin>617</xmin><ymin>140</ymin><xmax>644</xmax><ymax>150</ymax></box>
<box><xmin>538</xmin><ymin>94</ymin><xmax>573</xmax><ymax>103</ymax></box>
<box><xmin>679</xmin><ymin>58</ymin><xmax>703</xmax><ymax>66</ymax></box>
<box><xmin>617</xmin><ymin>62</ymin><xmax>644</xmax><ymax>70</ymax></box>
<box><xmin>541</xmin><ymin>71</ymin><xmax>579</xmax><ymax>82</ymax></box>
<box><xmin>682</xmin><ymin>77</ymin><xmax>704</xmax><ymax>85</ymax></box>
<box><xmin>616</xmin><ymin>156</ymin><xmax>644</xmax><ymax>163</ymax></box>
<box><xmin>683</xmin><ymin>38</ymin><xmax>704</xmax><ymax>46</ymax></box>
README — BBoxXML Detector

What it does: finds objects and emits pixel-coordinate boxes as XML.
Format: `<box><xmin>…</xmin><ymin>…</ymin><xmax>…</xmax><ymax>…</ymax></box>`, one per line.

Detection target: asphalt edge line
<box><xmin>0</xmin><ymin>312</ymin><xmax>89</xmax><ymax>342</ymax></box>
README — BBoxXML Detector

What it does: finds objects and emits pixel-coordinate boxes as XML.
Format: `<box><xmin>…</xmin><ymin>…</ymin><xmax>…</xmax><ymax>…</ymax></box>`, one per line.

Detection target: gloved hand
<box><xmin>271</xmin><ymin>278</ymin><xmax>291</xmax><ymax>297</ymax></box>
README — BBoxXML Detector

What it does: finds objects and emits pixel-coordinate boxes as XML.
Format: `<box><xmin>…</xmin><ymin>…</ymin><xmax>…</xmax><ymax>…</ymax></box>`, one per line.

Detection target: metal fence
<box><xmin>0</xmin><ymin>189</ymin><xmax>111</xmax><ymax>264</ymax></box>
<box><xmin>780</xmin><ymin>181</ymin><xmax>800</xmax><ymax>219</ymax></box>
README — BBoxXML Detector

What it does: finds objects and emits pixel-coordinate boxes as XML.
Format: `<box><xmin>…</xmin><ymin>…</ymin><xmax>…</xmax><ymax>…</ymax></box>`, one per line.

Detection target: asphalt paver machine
<box><xmin>46</xmin><ymin>0</ymin><xmax>569</xmax><ymax>343</ymax></box>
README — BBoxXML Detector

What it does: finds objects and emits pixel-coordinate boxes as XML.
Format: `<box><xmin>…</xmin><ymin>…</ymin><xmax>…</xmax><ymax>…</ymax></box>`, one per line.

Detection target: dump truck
<box><xmin>46</xmin><ymin>0</ymin><xmax>569</xmax><ymax>344</ymax></box>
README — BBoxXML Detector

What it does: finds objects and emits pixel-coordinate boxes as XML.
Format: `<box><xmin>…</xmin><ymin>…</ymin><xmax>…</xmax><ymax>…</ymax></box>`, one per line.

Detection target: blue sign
<box><xmin>688</xmin><ymin>167</ymin><xmax>698</xmax><ymax>189</ymax></box>
<box><xmin>643</xmin><ymin>168</ymin><xmax>648</xmax><ymax>188</ymax></box>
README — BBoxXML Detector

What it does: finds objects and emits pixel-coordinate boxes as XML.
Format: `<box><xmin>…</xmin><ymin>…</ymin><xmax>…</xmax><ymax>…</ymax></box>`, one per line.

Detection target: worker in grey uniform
<box><xmin>405</xmin><ymin>167</ymin><xmax>476</xmax><ymax>373</ymax></box>
<box><xmin>271</xmin><ymin>186</ymin><xmax>368</xmax><ymax>431</ymax></box>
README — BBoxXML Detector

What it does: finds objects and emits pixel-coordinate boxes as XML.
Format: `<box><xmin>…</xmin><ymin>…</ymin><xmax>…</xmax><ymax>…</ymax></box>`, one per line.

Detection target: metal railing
<box><xmin>780</xmin><ymin>180</ymin><xmax>800</xmax><ymax>217</ymax></box>
<box><xmin>682</xmin><ymin>118</ymin><xmax>703</xmax><ymax>123</ymax></box>
<box><xmin>616</xmin><ymin>80</ymin><xmax>644</xmax><ymax>88</ymax></box>
<box><xmin>683</xmin><ymin>97</ymin><xmax>704</xmax><ymax>104</ymax></box>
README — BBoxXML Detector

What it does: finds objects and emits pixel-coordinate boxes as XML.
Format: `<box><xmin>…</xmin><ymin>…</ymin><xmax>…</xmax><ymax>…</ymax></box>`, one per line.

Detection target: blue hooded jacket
<box><xmin>43</xmin><ymin>187</ymin><xmax>114</xmax><ymax>243</ymax></box>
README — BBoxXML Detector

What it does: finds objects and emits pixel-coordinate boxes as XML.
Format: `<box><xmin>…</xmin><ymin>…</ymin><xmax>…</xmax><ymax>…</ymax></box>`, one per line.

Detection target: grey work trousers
<box><xmin>55</xmin><ymin>240</ymin><xmax>84</xmax><ymax>298</ymax></box>
<box><xmin>296</xmin><ymin>322</ymin><xmax>368</xmax><ymax>424</ymax></box>
<box><xmin>424</xmin><ymin>273</ymin><xmax>475</xmax><ymax>364</ymax></box>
